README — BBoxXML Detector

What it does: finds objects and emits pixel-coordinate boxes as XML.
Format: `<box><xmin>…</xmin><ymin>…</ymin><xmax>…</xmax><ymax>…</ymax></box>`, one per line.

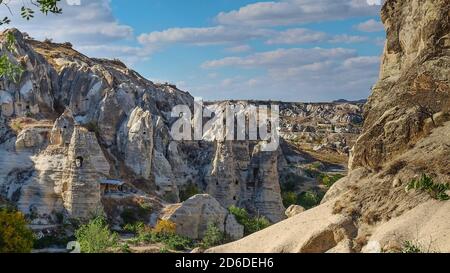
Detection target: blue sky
<box><xmin>1</xmin><ymin>0</ymin><xmax>386</xmax><ymax>102</ymax></box>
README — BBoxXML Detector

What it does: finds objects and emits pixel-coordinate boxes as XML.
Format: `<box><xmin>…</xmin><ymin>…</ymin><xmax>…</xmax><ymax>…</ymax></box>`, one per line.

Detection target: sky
<box><xmin>1</xmin><ymin>0</ymin><xmax>386</xmax><ymax>102</ymax></box>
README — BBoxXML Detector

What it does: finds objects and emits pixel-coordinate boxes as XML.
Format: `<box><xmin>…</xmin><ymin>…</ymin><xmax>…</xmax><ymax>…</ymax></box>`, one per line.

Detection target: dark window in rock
<box><xmin>156</xmin><ymin>186</ymin><xmax>160</xmax><ymax>191</ymax></box>
<box><xmin>75</xmin><ymin>156</ymin><xmax>84</xmax><ymax>168</ymax></box>
<box><xmin>143</xmin><ymin>132</ymin><xmax>147</xmax><ymax>135</ymax></box>
<box><xmin>26</xmin><ymin>105</ymin><xmax>30</xmax><ymax>110</ymax></box>
<box><xmin>63</xmin><ymin>126</ymin><xmax>67</xmax><ymax>129</ymax></box>
<box><xmin>216</xmin><ymin>182</ymin><xmax>219</xmax><ymax>186</ymax></box>
<box><xmin>253</xmin><ymin>168</ymin><xmax>259</xmax><ymax>178</ymax></box>
<box><xmin>233</xmin><ymin>196</ymin><xmax>237</xmax><ymax>201</ymax></box>
<box><xmin>235</xmin><ymin>180</ymin><xmax>239</xmax><ymax>185</ymax></box>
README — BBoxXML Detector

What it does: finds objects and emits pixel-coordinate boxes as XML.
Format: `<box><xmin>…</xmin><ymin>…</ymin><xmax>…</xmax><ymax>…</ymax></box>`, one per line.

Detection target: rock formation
<box><xmin>0</xmin><ymin>28</ymin><xmax>363</xmax><ymax>236</ymax></box>
<box><xmin>209</xmin><ymin>0</ymin><xmax>450</xmax><ymax>253</ymax></box>
<box><xmin>160</xmin><ymin>194</ymin><xmax>244</xmax><ymax>240</ymax></box>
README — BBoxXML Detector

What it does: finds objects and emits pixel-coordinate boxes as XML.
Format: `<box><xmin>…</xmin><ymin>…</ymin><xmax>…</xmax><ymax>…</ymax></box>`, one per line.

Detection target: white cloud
<box><xmin>0</xmin><ymin>0</ymin><xmax>133</xmax><ymax>45</ymax></box>
<box><xmin>202</xmin><ymin>47</ymin><xmax>357</xmax><ymax>69</ymax></box>
<box><xmin>226</xmin><ymin>45</ymin><xmax>252</xmax><ymax>53</ymax></box>
<box><xmin>138</xmin><ymin>26</ymin><xmax>271</xmax><ymax>46</ymax></box>
<box><xmin>196</xmin><ymin>47</ymin><xmax>380</xmax><ymax>101</ymax></box>
<box><xmin>266</xmin><ymin>28</ymin><xmax>327</xmax><ymax>44</ymax></box>
<box><xmin>216</xmin><ymin>0</ymin><xmax>382</xmax><ymax>27</ymax></box>
<box><xmin>328</xmin><ymin>34</ymin><xmax>369</xmax><ymax>43</ymax></box>
<box><xmin>356</xmin><ymin>19</ymin><xmax>384</xmax><ymax>32</ymax></box>
<box><xmin>267</xmin><ymin>28</ymin><xmax>368</xmax><ymax>45</ymax></box>
<box><xmin>366</xmin><ymin>0</ymin><xmax>383</xmax><ymax>6</ymax></box>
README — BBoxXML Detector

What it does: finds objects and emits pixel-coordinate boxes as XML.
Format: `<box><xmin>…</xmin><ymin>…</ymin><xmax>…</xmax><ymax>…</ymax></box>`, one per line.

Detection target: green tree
<box><xmin>75</xmin><ymin>216</ymin><xmax>118</xmax><ymax>253</ymax></box>
<box><xmin>0</xmin><ymin>209</ymin><xmax>35</xmax><ymax>253</ymax></box>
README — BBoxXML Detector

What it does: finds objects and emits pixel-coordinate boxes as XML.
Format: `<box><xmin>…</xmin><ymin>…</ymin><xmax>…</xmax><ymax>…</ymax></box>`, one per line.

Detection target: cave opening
<box><xmin>75</xmin><ymin>156</ymin><xmax>84</xmax><ymax>168</ymax></box>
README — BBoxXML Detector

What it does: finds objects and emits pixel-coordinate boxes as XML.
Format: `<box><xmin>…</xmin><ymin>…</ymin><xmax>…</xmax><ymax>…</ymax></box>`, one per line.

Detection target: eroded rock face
<box><xmin>208</xmin><ymin>0</ymin><xmax>450</xmax><ymax>253</ymax></box>
<box><xmin>350</xmin><ymin>0</ymin><xmax>450</xmax><ymax>170</ymax></box>
<box><xmin>61</xmin><ymin>126</ymin><xmax>110</xmax><ymax>219</ymax></box>
<box><xmin>117</xmin><ymin>107</ymin><xmax>154</xmax><ymax>180</ymax></box>
<box><xmin>0</xmin><ymin>28</ymin><xmax>362</xmax><ymax>227</ymax></box>
<box><xmin>160</xmin><ymin>194</ymin><xmax>244</xmax><ymax>240</ymax></box>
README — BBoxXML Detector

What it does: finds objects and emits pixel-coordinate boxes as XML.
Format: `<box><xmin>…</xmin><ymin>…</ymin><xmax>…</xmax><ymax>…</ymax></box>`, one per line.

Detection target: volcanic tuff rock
<box><xmin>160</xmin><ymin>194</ymin><xmax>244</xmax><ymax>240</ymax></box>
<box><xmin>209</xmin><ymin>0</ymin><xmax>450</xmax><ymax>253</ymax></box>
<box><xmin>0</xmin><ymin>28</ymin><xmax>362</xmax><ymax>233</ymax></box>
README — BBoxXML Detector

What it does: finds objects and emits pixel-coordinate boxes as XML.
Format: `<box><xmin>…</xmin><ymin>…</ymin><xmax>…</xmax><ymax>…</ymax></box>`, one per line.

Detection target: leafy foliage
<box><xmin>297</xmin><ymin>190</ymin><xmax>324</xmax><ymax>210</ymax></box>
<box><xmin>179</xmin><ymin>182</ymin><xmax>201</xmax><ymax>202</ymax></box>
<box><xmin>1</xmin><ymin>0</ymin><xmax>62</xmax><ymax>23</ymax></box>
<box><xmin>153</xmin><ymin>220</ymin><xmax>176</xmax><ymax>235</ymax></box>
<box><xmin>402</xmin><ymin>241</ymin><xmax>423</xmax><ymax>253</ymax></box>
<box><xmin>75</xmin><ymin>216</ymin><xmax>118</xmax><ymax>253</ymax></box>
<box><xmin>34</xmin><ymin>234</ymin><xmax>72</xmax><ymax>250</ymax></box>
<box><xmin>0</xmin><ymin>209</ymin><xmax>35</xmax><ymax>253</ymax></box>
<box><xmin>120</xmin><ymin>204</ymin><xmax>152</xmax><ymax>226</ymax></box>
<box><xmin>201</xmin><ymin>222</ymin><xmax>224</xmax><ymax>248</ymax></box>
<box><xmin>406</xmin><ymin>174</ymin><xmax>450</xmax><ymax>201</ymax></box>
<box><xmin>228</xmin><ymin>206</ymin><xmax>271</xmax><ymax>236</ymax></box>
<box><xmin>282</xmin><ymin>191</ymin><xmax>298</xmax><ymax>207</ymax></box>
<box><xmin>0</xmin><ymin>31</ymin><xmax>23</xmax><ymax>83</ymax></box>
<box><xmin>319</xmin><ymin>173</ymin><xmax>345</xmax><ymax>189</ymax></box>
<box><xmin>0</xmin><ymin>0</ymin><xmax>62</xmax><ymax>82</ymax></box>
<box><xmin>129</xmin><ymin>221</ymin><xmax>194</xmax><ymax>251</ymax></box>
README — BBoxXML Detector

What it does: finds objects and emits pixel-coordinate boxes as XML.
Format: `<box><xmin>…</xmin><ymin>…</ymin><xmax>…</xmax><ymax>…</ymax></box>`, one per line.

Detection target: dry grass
<box><xmin>8</xmin><ymin>117</ymin><xmax>53</xmax><ymax>134</ymax></box>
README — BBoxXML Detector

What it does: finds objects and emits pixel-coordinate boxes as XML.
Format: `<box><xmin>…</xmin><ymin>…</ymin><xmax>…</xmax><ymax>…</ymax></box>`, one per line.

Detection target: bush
<box><xmin>228</xmin><ymin>206</ymin><xmax>271</xmax><ymax>236</ymax></box>
<box><xmin>282</xmin><ymin>191</ymin><xmax>298</xmax><ymax>207</ymax></box>
<box><xmin>75</xmin><ymin>216</ymin><xmax>118</xmax><ymax>253</ymax></box>
<box><xmin>246</xmin><ymin>216</ymin><xmax>271</xmax><ymax>235</ymax></box>
<box><xmin>319</xmin><ymin>174</ymin><xmax>344</xmax><ymax>189</ymax></box>
<box><xmin>120</xmin><ymin>204</ymin><xmax>152</xmax><ymax>226</ymax></box>
<box><xmin>34</xmin><ymin>235</ymin><xmax>72</xmax><ymax>250</ymax></box>
<box><xmin>154</xmin><ymin>220</ymin><xmax>176</xmax><ymax>235</ymax></box>
<box><xmin>297</xmin><ymin>191</ymin><xmax>324</xmax><ymax>210</ymax></box>
<box><xmin>179</xmin><ymin>183</ymin><xmax>201</xmax><ymax>202</ymax></box>
<box><xmin>402</xmin><ymin>241</ymin><xmax>423</xmax><ymax>253</ymax></box>
<box><xmin>406</xmin><ymin>174</ymin><xmax>450</xmax><ymax>201</ymax></box>
<box><xmin>130</xmin><ymin>222</ymin><xmax>193</xmax><ymax>251</ymax></box>
<box><xmin>201</xmin><ymin>222</ymin><xmax>224</xmax><ymax>248</ymax></box>
<box><xmin>0</xmin><ymin>209</ymin><xmax>35</xmax><ymax>253</ymax></box>
<box><xmin>281</xmin><ymin>173</ymin><xmax>301</xmax><ymax>192</ymax></box>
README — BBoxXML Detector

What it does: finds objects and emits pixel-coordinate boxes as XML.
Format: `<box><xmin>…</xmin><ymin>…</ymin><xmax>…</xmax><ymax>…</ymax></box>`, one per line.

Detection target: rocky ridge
<box><xmin>0</xmin><ymin>29</ymin><xmax>362</xmax><ymax>240</ymax></box>
<box><xmin>209</xmin><ymin>0</ymin><xmax>450</xmax><ymax>253</ymax></box>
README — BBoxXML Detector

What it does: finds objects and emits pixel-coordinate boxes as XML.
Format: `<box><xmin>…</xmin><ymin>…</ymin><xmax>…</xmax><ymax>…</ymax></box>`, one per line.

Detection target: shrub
<box><xmin>402</xmin><ymin>241</ymin><xmax>423</xmax><ymax>253</ymax></box>
<box><xmin>162</xmin><ymin>192</ymin><xmax>179</xmax><ymax>203</ymax></box>
<box><xmin>179</xmin><ymin>183</ymin><xmax>200</xmax><ymax>202</ymax></box>
<box><xmin>281</xmin><ymin>173</ymin><xmax>301</xmax><ymax>192</ymax></box>
<box><xmin>34</xmin><ymin>235</ymin><xmax>72</xmax><ymax>250</ymax></box>
<box><xmin>282</xmin><ymin>191</ymin><xmax>298</xmax><ymax>207</ymax></box>
<box><xmin>228</xmin><ymin>206</ymin><xmax>271</xmax><ymax>236</ymax></box>
<box><xmin>201</xmin><ymin>222</ymin><xmax>224</xmax><ymax>248</ymax></box>
<box><xmin>246</xmin><ymin>216</ymin><xmax>271</xmax><ymax>235</ymax></box>
<box><xmin>121</xmin><ymin>204</ymin><xmax>152</xmax><ymax>226</ymax></box>
<box><xmin>228</xmin><ymin>206</ymin><xmax>249</xmax><ymax>226</ymax></box>
<box><xmin>154</xmin><ymin>220</ymin><xmax>176</xmax><ymax>235</ymax></box>
<box><xmin>0</xmin><ymin>209</ymin><xmax>35</xmax><ymax>253</ymax></box>
<box><xmin>123</xmin><ymin>222</ymin><xmax>145</xmax><ymax>235</ymax></box>
<box><xmin>406</xmin><ymin>174</ymin><xmax>450</xmax><ymax>201</ymax></box>
<box><xmin>130</xmin><ymin>222</ymin><xmax>193</xmax><ymax>251</ymax></box>
<box><xmin>75</xmin><ymin>216</ymin><xmax>118</xmax><ymax>253</ymax></box>
<box><xmin>157</xmin><ymin>233</ymin><xmax>193</xmax><ymax>251</ymax></box>
<box><xmin>319</xmin><ymin>174</ymin><xmax>345</xmax><ymax>189</ymax></box>
<box><xmin>297</xmin><ymin>191</ymin><xmax>324</xmax><ymax>210</ymax></box>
